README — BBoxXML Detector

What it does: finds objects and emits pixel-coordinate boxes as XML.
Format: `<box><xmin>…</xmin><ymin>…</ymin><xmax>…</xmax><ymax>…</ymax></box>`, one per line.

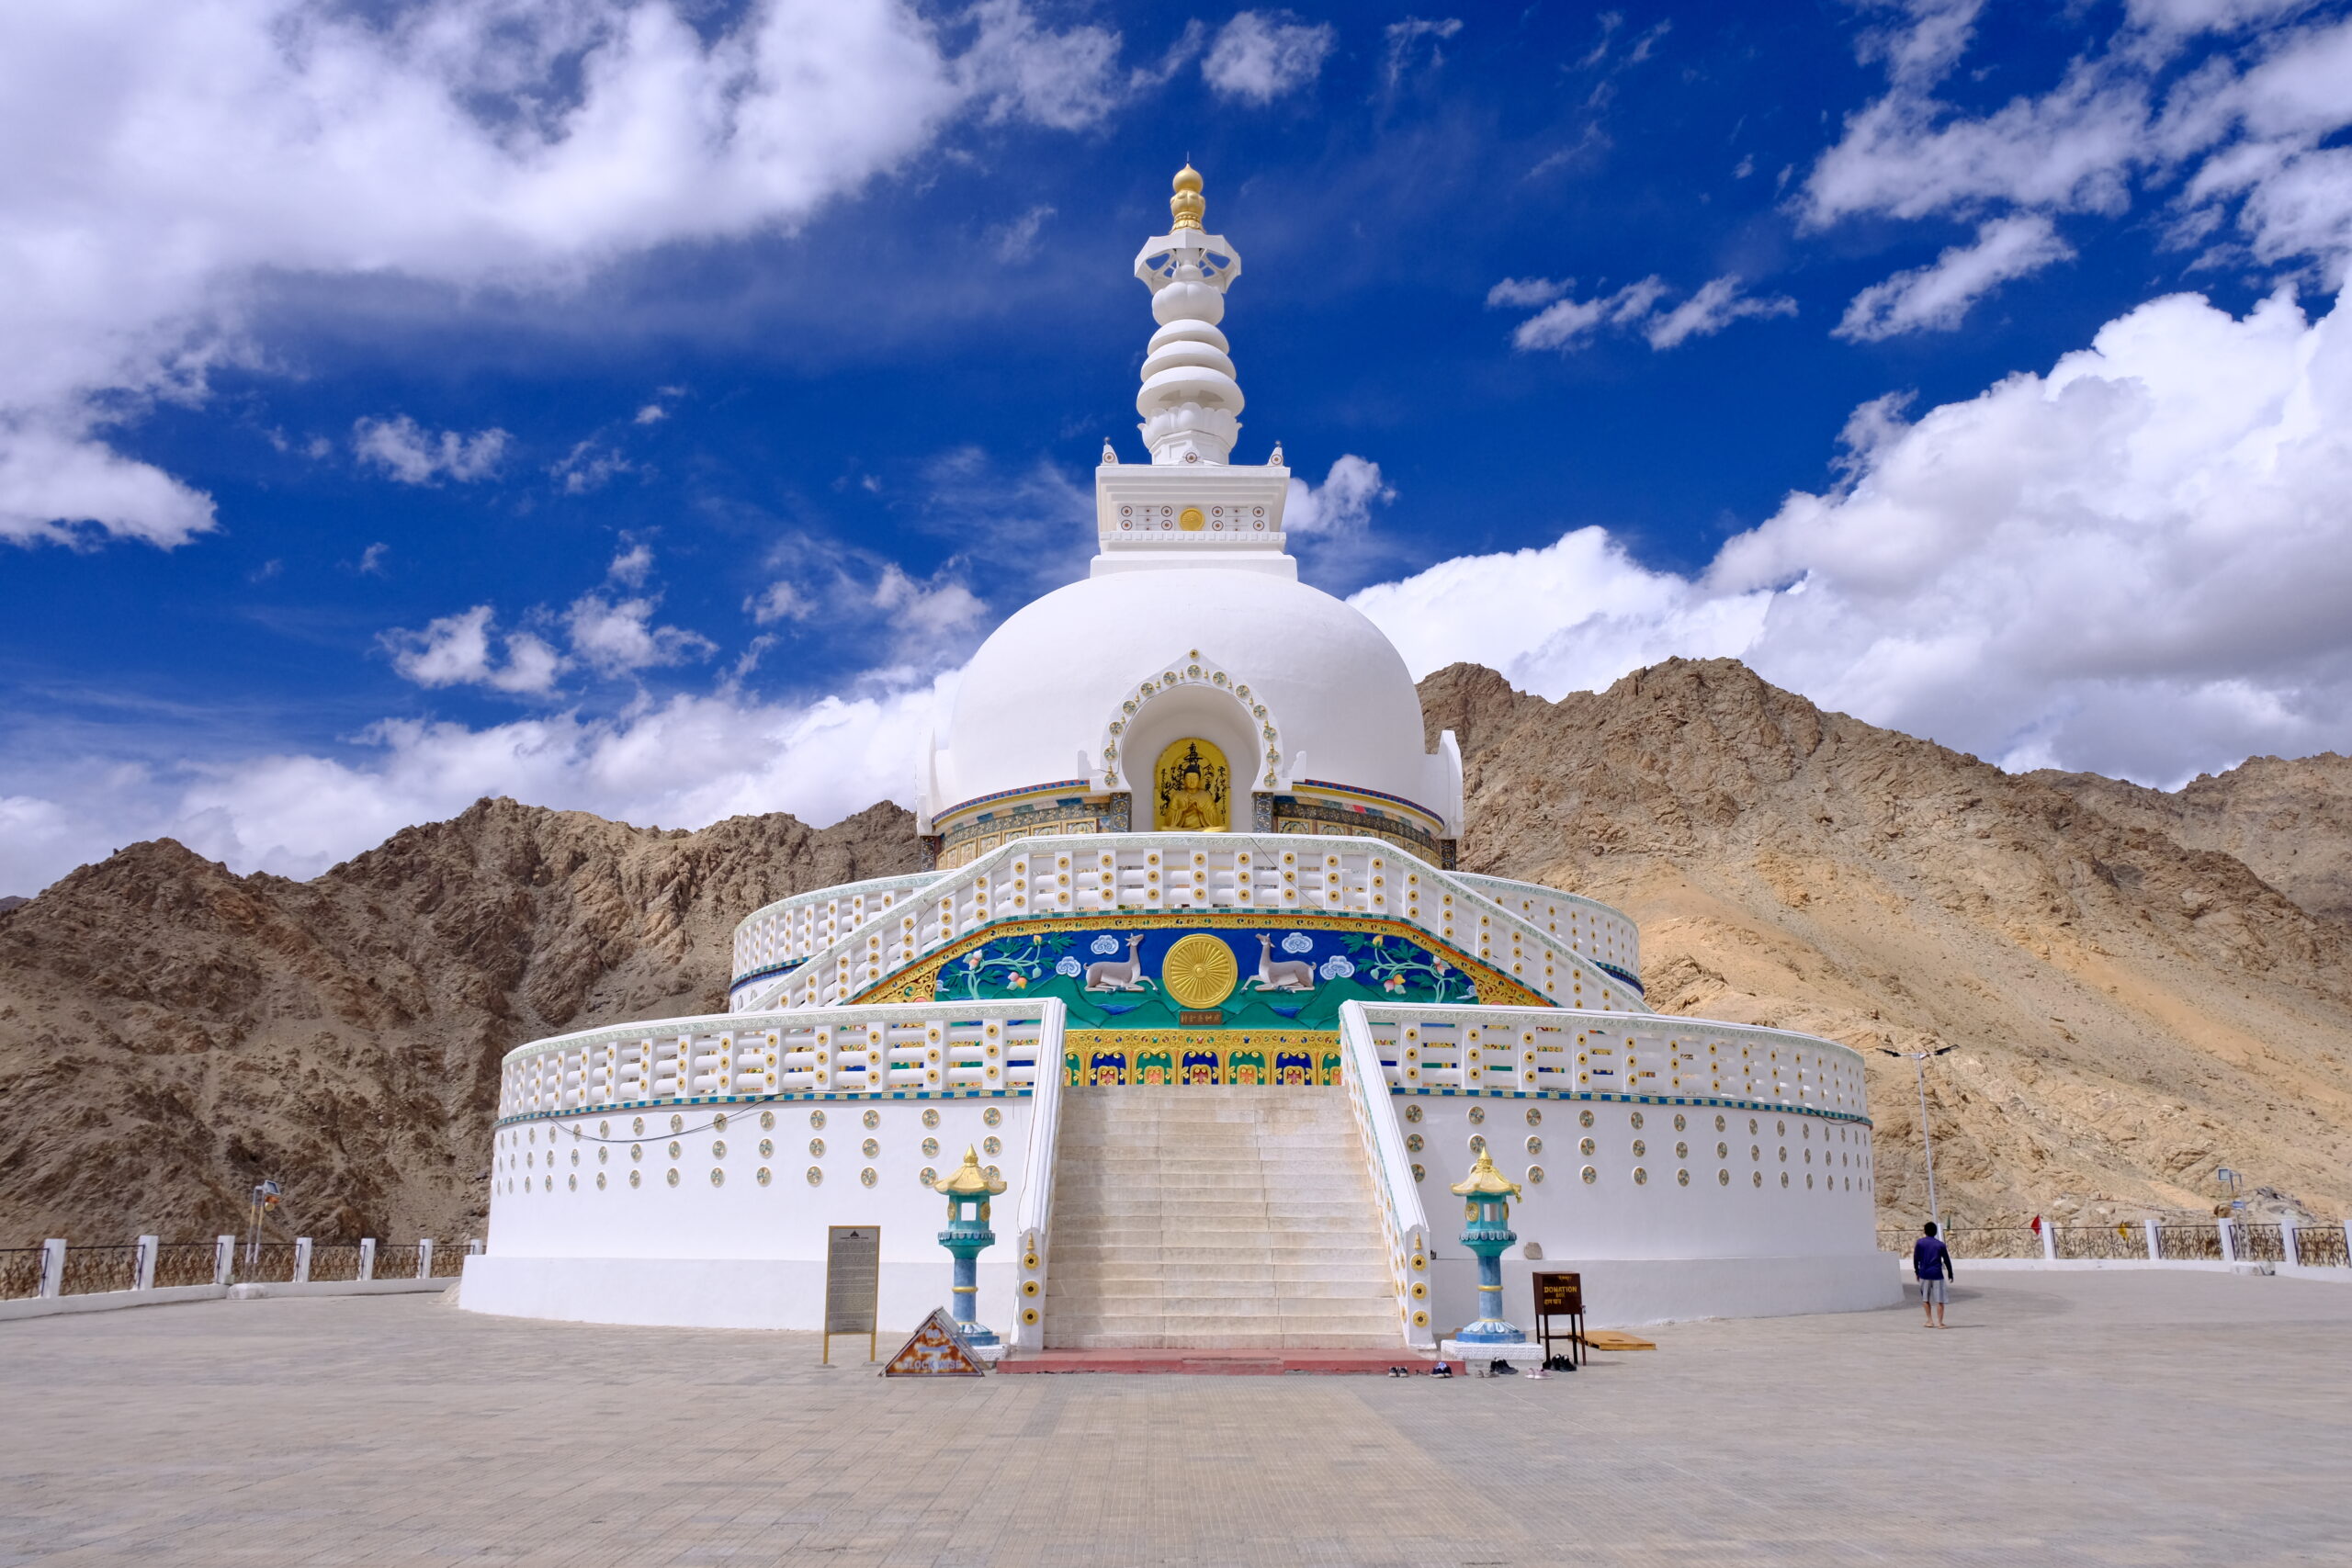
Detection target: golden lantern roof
<box><xmin>932</xmin><ymin>1146</ymin><xmax>1008</xmax><ymax>1197</ymax></box>
<box><xmin>1450</xmin><ymin>1149</ymin><xmax>1522</xmax><ymax>1201</ymax></box>
<box><xmin>1170</xmin><ymin>163</ymin><xmax>1204</xmax><ymax>231</ymax></box>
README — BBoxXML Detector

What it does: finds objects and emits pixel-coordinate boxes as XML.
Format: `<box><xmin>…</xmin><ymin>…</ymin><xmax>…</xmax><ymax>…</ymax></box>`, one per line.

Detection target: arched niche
<box><xmin>1112</xmin><ymin>679</ymin><xmax>1264</xmax><ymax>832</ymax></box>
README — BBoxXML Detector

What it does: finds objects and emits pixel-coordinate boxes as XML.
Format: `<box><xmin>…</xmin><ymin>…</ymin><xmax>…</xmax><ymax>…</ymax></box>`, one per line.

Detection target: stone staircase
<box><xmin>1041</xmin><ymin>1087</ymin><xmax>1404</xmax><ymax>1349</ymax></box>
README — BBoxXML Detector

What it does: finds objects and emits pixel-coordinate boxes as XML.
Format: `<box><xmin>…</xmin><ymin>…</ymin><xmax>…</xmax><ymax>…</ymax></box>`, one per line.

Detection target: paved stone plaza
<box><xmin>2</xmin><ymin>1271</ymin><xmax>2346</xmax><ymax>1566</ymax></box>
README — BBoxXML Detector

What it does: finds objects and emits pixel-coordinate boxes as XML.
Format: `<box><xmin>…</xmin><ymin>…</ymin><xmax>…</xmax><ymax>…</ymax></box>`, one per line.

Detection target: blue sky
<box><xmin>5</xmin><ymin>0</ymin><xmax>2352</xmax><ymax>892</ymax></box>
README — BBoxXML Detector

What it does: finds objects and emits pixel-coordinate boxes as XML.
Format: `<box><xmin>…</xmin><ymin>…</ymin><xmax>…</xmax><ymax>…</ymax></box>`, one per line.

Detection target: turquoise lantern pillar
<box><xmin>1451</xmin><ymin>1150</ymin><xmax>1528</xmax><ymax>1346</ymax></box>
<box><xmin>930</xmin><ymin>1146</ymin><xmax>1008</xmax><ymax>1346</ymax></box>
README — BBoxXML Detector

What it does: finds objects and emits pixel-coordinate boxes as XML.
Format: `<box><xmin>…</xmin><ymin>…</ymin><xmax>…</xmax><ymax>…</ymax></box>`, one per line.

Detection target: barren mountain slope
<box><xmin>2034</xmin><ymin>754</ymin><xmax>2352</xmax><ymax>926</ymax></box>
<box><xmin>0</xmin><ymin>799</ymin><xmax>921</xmax><ymax>1245</ymax></box>
<box><xmin>1422</xmin><ymin>659</ymin><xmax>2352</xmax><ymax>1225</ymax></box>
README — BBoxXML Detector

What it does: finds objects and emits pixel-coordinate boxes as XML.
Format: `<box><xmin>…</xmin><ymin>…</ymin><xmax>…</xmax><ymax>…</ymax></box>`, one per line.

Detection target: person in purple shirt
<box><xmin>1913</xmin><ymin>1221</ymin><xmax>1954</xmax><ymax>1327</ymax></box>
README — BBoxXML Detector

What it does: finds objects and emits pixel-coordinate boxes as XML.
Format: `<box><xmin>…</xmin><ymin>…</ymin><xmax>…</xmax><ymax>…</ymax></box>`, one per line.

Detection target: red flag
<box><xmin>2030</xmin><ymin>1214</ymin><xmax>2042</xmax><ymax>1235</ymax></box>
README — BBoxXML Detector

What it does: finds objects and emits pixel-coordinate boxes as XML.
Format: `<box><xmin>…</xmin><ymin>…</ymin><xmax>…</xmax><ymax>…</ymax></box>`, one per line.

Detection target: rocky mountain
<box><xmin>3</xmin><ymin>659</ymin><xmax>2346</xmax><ymax>1247</ymax></box>
<box><xmin>0</xmin><ymin>800</ymin><xmax>922</xmax><ymax>1247</ymax></box>
<box><xmin>1421</xmin><ymin>659</ymin><xmax>2352</xmax><ymax>1228</ymax></box>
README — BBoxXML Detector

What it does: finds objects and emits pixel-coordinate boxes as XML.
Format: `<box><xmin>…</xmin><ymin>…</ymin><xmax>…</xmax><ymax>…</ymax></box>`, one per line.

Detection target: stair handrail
<box><xmin>1009</xmin><ymin>998</ymin><xmax>1069</xmax><ymax>1352</ymax></box>
<box><xmin>1338</xmin><ymin>998</ymin><xmax>1435</xmax><ymax>1349</ymax></box>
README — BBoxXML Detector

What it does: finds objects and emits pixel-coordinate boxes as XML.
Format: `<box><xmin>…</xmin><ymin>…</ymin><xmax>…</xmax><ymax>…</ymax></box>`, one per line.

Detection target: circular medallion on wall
<box><xmin>1673</xmin><ymin>1114</ymin><xmax>1687</xmax><ymax>1132</ymax></box>
<box><xmin>666</xmin><ymin>1168</ymin><xmax>680</xmax><ymax>1187</ymax></box>
<box><xmin>1633</xmin><ymin>1168</ymin><xmax>1648</xmax><ymax>1185</ymax></box>
<box><xmin>1160</xmin><ymin>933</ymin><xmax>1240</xmax><ymax>1010</ymax></box>
<box><xmin>1677</xmin><ymin>1169</ymin><xmax>1690</xmax><ymax>1187</ymax></box>
<box><xmin>597</xmin><ymin>1147</ymin><xmax>607</xmax><ymax>1165</ymax></box>
<box><xmin>1630</xmin><ymin>1111</ymin><xmax>1645</xmax><ymax>1131</ymax></box>
<box><xmin>760</xmin><ymin>1139</ymin><xmax>775</xmax><ymax>1158</ymax></box>
<box><xmin>671</xmin><ymin>1115</ymin><xmax>684</xmax><ymax>1134</ymax></box>
<box><xmin>630</xmin><ymin>1143</ymin><xmax>642</xmax><ymax>1161</ymax></box>
<box><xmin>1525</xmin><ymin>1136</ymin><xmax>1543</xmax><ymax>1155</ymax></box>
<box><xmin>1676</xmin><ymin>1142</ymin><xmax>1688</xmax><ymax>1159</ymax></box>
<box><xmin>1717</xmin><ymin>1143</ymin><xmax>1729</xmax><ymax>1159</ymax></box>
<box><xmin>860</xmin><ymin>1168</ymin><xmax>876</xmax><ymax>1187</ymax></box>
<box><xmin>1525</xmin><ymin>1108</ymin><xmax>1542</xmax><ymax>1126</ymax></box>
<box><xmin>1467</xmin><ymin>1105</ymin><xmax>1486</xmax><ymax>1125</ymax></box>
<box><xmin>570</xmin><ymin>1149</ymin><xmax>579</xmax><ymax>1167</ymax></box>
<box><xmin>598</xmin><ymin>1121</ymin><xmax>610</xmax><ymax>1138</ymax></box>
<box><xmin>863</xmin><ymin>1109</ymin><xmax>880</xmax><ymax>1130</ymax></box>
<box><xmin>1579</xmin><ymin>1137</ymin><xmax>1596</xmax><ymax>1156</ymax></box>
<box><xmin>922</xmin><ymin>1137</ymin><xmax>941</xmax><ymax>1157</ymax></box>
<box><xmin>985</xmin><ymin>1165</ymin><xmax>1001</xmax><ymax>1182</ymax></box>
<box><xmin>807</xmin><ymin>1167</ymin><xmax>822</xmax><ymax>1185</ymax></box>
<box><xmin>714</xmin><ymin>1113</ymin><xmax>729</xmax><ymax>1134</ymax></box>
<box><xmin>923</xmin><ymin>1108</ymin><xmax>941</xmax><ymax>1129</ymax></box>
<box><xmin>983</xmin><ymin>1135</ymin><xmax>1001</xmax><ymax>1156</ymax></box>
<box><xmin>757</xmin><ymin>1168</ymin><xmax>772</xmax><ymax>1186</ymax></box>
<box><xmin>633</xmin><ymin>1117</ymin><xmax>645</xmax><ymax>1134</ymax></box>
<box><xmin>1749</xmin><ymin>1118</ymin><xmax>1758</xmax><ymax>1134</ymax></box>
<box><xmin>596</xmin><ymin>1172</ymin><xmax>606</xmax><ymax>1190</ymax></box>
<box><xmin>862</xmin><ymin>1138</ymin><xmax>879</xmax><ymax>1159</ymax></box>
<box><xmin>808</xmin><ymin>1138</ymin><xmax>825</xmax><ymax>1157</ymax></box>
<box><xmin>1632</xmin><ymin>1140</ymin><xmax>1645</xmax><ymax>1158</ymax></box>
<box><xmin>1579</xmin><ymin>1110</ymin><xmax>1595</xmax><ymax>1129</ymax></box>
<box><xmin>668</xmin><ymin>1141</ymin><xmax>682</xmax><ymax>1159</ymax></box>
<box><xmin>1411</xmin><ymin>1164</ymin><xmax>1426</xmax><ymax>1182</ymax></box>
<box><xmin>1580</xmin><ymin>1166</ymin><xmax>1597</xmax><ymax>1184</ymax></box>
<box><xmin>921</xmin><ymin>1167</ymin><xmax>938</xmax><ymax>1186</ymax></box>
<box><xmin>711</xmin><ymin>1140</ymin><xmax>726</xmax><ymax>1159</ymax></box>
<box><xmin>1468</xmin><ymin>1134</ymin><xmax>1487</xmax><ymax>1153</ymax></box>
<box><xmin>1715</xmin><ymin>1114</ymin><xmax>1727</xmax><ymax>1133</ymax></box>
<box><xmin>1404</xmin><ymin>1104</ymin><xmax>1423</xmax><ymax>1123</ymax></box>
<box><xmin>568</xmin><ymin>1175</ymin><xmax>576</xmax><ymax>1190</ymax></box>
<box><xmin>1527</xmin><ymin>1165</ymin><xmax>1544</xmax><ymax>1183</ymax></box>
<box><xmin>761</xmin><ymin>1111</ymin><xmax>775</xmax><ymax>1132</ymax></box>
<box><xmin>983</xmin><ymin>1107</ymin><xmax>1002</xmax><ymax>1127</ymax></box>
<box><xmin>809</xmin><ymin>1111</ymin><xmax>827</xmax><ymax>1130</ymax></box>
<box><xmin>1718</xmin><ymin>1169</ymin><xmax>1730</xmax><ymax>1186</ymax></box>
<box><xmin>1776</xmin><ymin>1120</ymin><xmax>1786</xmax><ymax>1136</ymax></box>
<box><xmin>1781</xmin><ymin>1172</ymin><xmax>1790</xmax><ymax>1188</ymax></box>
<box><xmin>710</xmin><ymin>1168</ymin><xmax>724</xmax><ymax>1187</ymax></box>
<box><xmin>629</xmin><ymin>1170</ymin><xmax>641</xmax><ymax>1188</ymax></box>
<box><xmin>1406</xmin><ymin>1133</ymin><xmax>1423</xmax><ymax>1154</ymax></box>
<box><xmin>1752</xmin><ymin>1171</ymin><xmax>1763</xmax><ymax>1187</ymax></box>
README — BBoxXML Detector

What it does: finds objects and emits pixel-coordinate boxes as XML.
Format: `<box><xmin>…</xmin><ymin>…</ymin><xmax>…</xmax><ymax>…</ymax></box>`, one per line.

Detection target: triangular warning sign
<box><xmin>881</xmin><ymin>1307</ymin><xmax>989</xmax><ymax>1377</ymax></box>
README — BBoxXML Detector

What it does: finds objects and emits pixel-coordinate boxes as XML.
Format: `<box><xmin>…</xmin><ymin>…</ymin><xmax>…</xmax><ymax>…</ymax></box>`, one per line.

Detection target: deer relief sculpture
<box><xmin>1084</xmin><ymin>934</ymin><xmax>1150</xmax><ymax>991</ymax></box>
<box><xmin>1250</xmin><ymin>932</ymin><xmax>1317</xmax><ymax>992</ymax></box>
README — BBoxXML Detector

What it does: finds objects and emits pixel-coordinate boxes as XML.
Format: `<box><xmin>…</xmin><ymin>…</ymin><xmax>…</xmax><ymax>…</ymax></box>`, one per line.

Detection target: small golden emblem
<box><xmin>1160</xmin><ymin>933</ymin><xmax>1240</xmax><ymax>1010</ymax></box>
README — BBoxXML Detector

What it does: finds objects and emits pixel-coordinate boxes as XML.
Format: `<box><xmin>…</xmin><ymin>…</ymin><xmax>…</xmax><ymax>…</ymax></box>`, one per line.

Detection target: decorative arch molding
<box><xmin>1097</xmin><ymin>649</ymin><xmax>1285</xmax><ymax>796</ymax></box>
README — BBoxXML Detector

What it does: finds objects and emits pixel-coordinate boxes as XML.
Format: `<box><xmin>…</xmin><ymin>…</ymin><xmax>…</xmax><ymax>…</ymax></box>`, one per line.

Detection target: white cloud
<box><xmin>382</xmin><ymin>605</ymin><xmax>564</xmax><ymax>695</ymax></box>
<box><xmin>607</xmin><ymin>543</ymin><xmax>654</xmax><ymax>588</ymax></box>
<box><xmin>564</xmin><ymin>593</ymin><xmax>716</xmax><ymax>676</ymax></box>
<box><xmin>353</xmin><ymin>416</ymin><xmax>510</xmax><ymax>485</ymax></box>
<box><xmin>1853</xmin><ymin>0</ymin><xmax>1986</xmax><ymax>91</ymax></box>
<box><xmin>552</xmin><ymin>439</ymin><xmax>633</xmax><ymax>495</ymax></box>
<box><xmin>634</xmin><ymin>403</ymin><xmax>668</xmax><ymax>425</ymax></box>
<box><xmin>1486</xmin><ymin>276</ymin><xmax>1570</xmax><ymax>309</ymax></box>
<box><xmin>1284</xmin><ymin>455</ymin><xmax>1394</xmax><ymax>539</ymax></box>
<box><xmin>1507</xmin><ymin>275</ymin><xmax>1790</xmax><ymax>353</ymax></box>
<box><xmin>1806</xmin><ymin>11</ymin><xmax>2352</xmax><ymax>296</ymax></box>
<box><xmin>989</xmin><ymin>204</ymin><xmax>1057</xmax><ymax>263</ymax></box>
<box><xmin>1202</xmin><ymin>12</ymin><xmax>1336</xmax><ymax>104</ymax></box>
<box><xmin>357</xmin><ymin>541</ymin><xmax>390</xmax><ymax>576</ymax></box>
<box><xmin>1382</xmin><ymin>17</ymin><xmax>1463</xmax><ymax>90</ymax></box>
<box><xmin>747</xmin><ymin>581</ymin><xmax>816</xmax><ymax>625</ymax></box>
<box><xmin>1836</xmin><ymin>214</ymin><xmax>2076</xmax><ymax>341</ymax></box>
<box><xmin>1644</xmin><ymin>276</ymin><xmax>1799</xmax><ymax>350</ymax></box>
<box><xmin>1358</xmin><ymin>286</ymin><xmax>2352</xmax><ymax>787</ymax></box>
<box><xmin>0</xmin><ymin>0</ymin><xmax>1123</xmax><ymax>550</ymax></box>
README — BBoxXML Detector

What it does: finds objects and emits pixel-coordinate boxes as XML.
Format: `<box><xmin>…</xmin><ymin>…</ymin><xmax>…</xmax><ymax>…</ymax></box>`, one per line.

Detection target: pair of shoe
<box><xmin>1385</xmin><ymin>1365</ymin><xmax>1412</xmax><ymax>1377</ymax></box>
<box><xmin>1490</xmin><ymin>1359</ymin><xmax>1517</xmax><ymax>1375</ymax></box>
<box><xmin>1543</xmin><ymin>1354</ymin><xmax>1577</xmax><ymax>1372</ymax></box>
<box><xmin>1430</xmin><ymin>1361</ymin><xmax>1454</xmax><ymax>1379</ymax></box>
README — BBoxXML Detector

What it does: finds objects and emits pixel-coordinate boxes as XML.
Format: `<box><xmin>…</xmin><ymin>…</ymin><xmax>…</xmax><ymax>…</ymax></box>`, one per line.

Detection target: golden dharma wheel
<box><xmin>1160</xmin><ymin>933</ymin><xmax>1239</xmax><ymax>1010</ymax></box>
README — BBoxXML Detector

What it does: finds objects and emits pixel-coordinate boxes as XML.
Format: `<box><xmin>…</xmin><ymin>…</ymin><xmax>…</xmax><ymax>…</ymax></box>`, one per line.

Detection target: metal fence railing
<box><xmin>152</xmin><ymin>1242</ymin><xmax>221</xmax><ymax>1289</ymax></box>
<box><xmin>2234</xmin><ymin>1224</ymin><xmax>2285</xmax><ymax>1265</ymax></box>
<box><xmin>2052</xmin><ymin>1225</ymin><xmax>2146</xmax><ymax>1261</ymax></box>
<box><xmin>308</xmin><ymin>1245</ymin><xmax>364</xmax><ymax>1283</ymax></box>
<box><xmin>58</xmin><ymin>1245</ymin><xmax>141</xmax><ymax>1296</ymax></box>
<box><xmin>1941</xmin><ymin>1226</ymin><xmax>2043</xmax><ymax>1259</ymax></box>
<box><xmin>2156</xmin><ymin>1225</ymin><xmax>2224</xmax><ymax>1262</ymax></box>
<box><xmin>0</xmin><ymin>1247</ymin><xmax>46</xmax><ymax>1299</ymax></box>
<box><xmin>430</xmin><ymin>1243</ymin><xmax>469</xmax><ymax>1278</ymax></box>
<box><xmin>235</xmin><ymin>1243</ymin><xmax>301</xmax><ymax>1284</ymax></box>
<box><xmin>2293</xmin><ymin>1227</ymin><xmax>2350</xmax><ymax>1268</ymax></box>
<box><xmin>373</xmin><ymin>1243</ymin><xmax>424</xmax><ymax>1280</ymax></box>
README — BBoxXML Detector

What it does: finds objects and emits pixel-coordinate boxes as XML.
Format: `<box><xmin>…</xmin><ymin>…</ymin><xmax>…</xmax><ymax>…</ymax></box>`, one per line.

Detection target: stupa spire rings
<box><xmin>1134</xmin><ymin>164</ymin><xmax>1243</xmax><ymax>466</ymax></box>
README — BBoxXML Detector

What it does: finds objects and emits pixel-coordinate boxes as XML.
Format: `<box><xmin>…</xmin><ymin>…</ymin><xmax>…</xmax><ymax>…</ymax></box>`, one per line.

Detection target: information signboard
<box><xmin>1532</xmin><ymin>1269</ymin><xmax>1585</xmax><ymax>1368</ymax></box>
<box><xmin>823</xmin><ymin>1224</ymin><xmax>880</xmax><ymax>1365</ymax></box>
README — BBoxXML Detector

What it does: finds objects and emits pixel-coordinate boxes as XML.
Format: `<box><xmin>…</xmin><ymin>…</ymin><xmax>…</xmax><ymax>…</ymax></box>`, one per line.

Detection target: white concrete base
<box><xmin>1440</xmin><ymin>1338</ymin><xmax>1533</xmax><ymax>1375</ymax></box>
<box><xmin>0</xmin><ymin>1276</ymin><xmax>450</xmax><ymax>1323</ymax></box>
<box><xmin>1428</xmin><ymin>1252</ymin><xmax>1902</xmax><ymax>1333</ymax></box>
<box><xmin>458</xmin><ymin>1254</ymin><xmax>1013</xmax><ymax>1334</ymax></box>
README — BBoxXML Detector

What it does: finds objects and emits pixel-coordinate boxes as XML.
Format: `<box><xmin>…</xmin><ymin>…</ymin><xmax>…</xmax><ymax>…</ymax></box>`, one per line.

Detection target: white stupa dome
<box><xmin>928</xmin><ymin>565</ymin><xmax>1453</xmax><ymax>826</ymax></box>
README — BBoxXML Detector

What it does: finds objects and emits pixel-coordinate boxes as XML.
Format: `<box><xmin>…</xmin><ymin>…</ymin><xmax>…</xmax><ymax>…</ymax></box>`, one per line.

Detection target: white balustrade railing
<box><xmin>730</xmin><ymin>831</ymin><xmax>1650</xmax><ymax>1019</ymax></box>
<box><xmin>729</xmin><ymin>872</ymin><xmax>938</xmax><ymax>987</ymax></box>
<box><xmin>1010</xmin><ymin>1001</ymin><xmax>1069</xmax><ymax>1352</ymax></box>
<box><xmin>1338</xmin><ymin>1001</ymin><xmax>1435</xmax><ymax>1349</ymax></box>
<box><xmin>1447</xmin><ymin>872</ymin><xmax>1641</xmax><ymax>989</ymax></box>
<box><xmin>1354</xmin><ymin>1004</ymin><xmax>1873</xmax><ymax>1121</ymax></box>
<box><xmin>495</xmin><ymin>1000</ymin><xmax>1057</xmax><ymax>1122</ymax></box>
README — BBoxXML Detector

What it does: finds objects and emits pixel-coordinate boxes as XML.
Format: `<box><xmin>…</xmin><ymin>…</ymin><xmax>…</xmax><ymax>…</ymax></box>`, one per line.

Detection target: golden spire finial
<box><xmin>933</xmin><ymin>1145</ymin><xmax>1007</xmax><ymax>1197</ymax></box>
<box><xmin>1170</xmin><ymin>164</ymin><xmax>1204</xmax><ymax>231</ymax></box>
<box><xmin>1451</xmin><ymin>1149</ymin><xmax>1523</xmax><ymax>1201</ymax></box>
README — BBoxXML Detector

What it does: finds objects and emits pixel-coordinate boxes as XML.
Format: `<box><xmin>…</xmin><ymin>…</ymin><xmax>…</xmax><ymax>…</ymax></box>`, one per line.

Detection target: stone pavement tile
<box><xmin>0</xmin><ymin>1271</ymin><xmax>2347</xmax><ymax>1566</ymax></box>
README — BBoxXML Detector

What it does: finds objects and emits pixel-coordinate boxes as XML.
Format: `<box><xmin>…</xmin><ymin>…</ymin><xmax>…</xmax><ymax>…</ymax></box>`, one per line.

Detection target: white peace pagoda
<box><xmin>462</xmin><ymin>168</ymin><xmax>1898</xmax><ymax>1348</ymax></box>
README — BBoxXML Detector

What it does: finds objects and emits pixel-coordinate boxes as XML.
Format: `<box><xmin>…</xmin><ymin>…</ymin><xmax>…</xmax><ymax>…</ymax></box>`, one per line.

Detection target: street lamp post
<box><xmin>1877</xmin><ymin>1047</ymin><xmax>1956</xmax><ymax>1229</ymax></box>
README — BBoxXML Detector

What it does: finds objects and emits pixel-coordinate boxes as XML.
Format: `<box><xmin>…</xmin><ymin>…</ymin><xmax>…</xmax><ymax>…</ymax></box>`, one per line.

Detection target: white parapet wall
<box><xmin>463</xmin><ymin>1000</ymin><xmax>1064</xmax><ymax>1335</ymax></box>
